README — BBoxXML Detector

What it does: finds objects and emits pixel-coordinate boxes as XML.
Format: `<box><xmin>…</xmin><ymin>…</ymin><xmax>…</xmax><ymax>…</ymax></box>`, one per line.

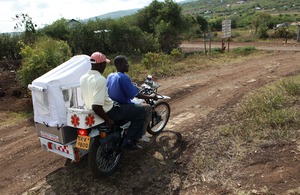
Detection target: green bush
<box><xmin>272</xmin><ymin>27</ymin><xmax>297</xmax><ymax>39</ymax></box>
<box><xmin>141</xmin><ymin>52</ymin><xmax>170</xmax><ymax>69</ymax></box>
<box><xmin>232</xmin><ymin>46</ymin><xmax>256</xmax><ymax>55</ymax></box>
<box><xmin>230</xmin><ymin>31</ymin><xmax>240</xmax><ymax>39</ymax></box>
<box><xmin>0</xmin><ymin>33</ymin><xmax>22</xmax><ymax>60</ymax></box>
<box><xmin>18</xmin><ymin>36</ymin><xmax>72</xmax><ymax>86</ymax></box>
<box><xmin>170</xmin><ymin>48</ymin><xmax>184</xmax><ymax>60</ymax></box>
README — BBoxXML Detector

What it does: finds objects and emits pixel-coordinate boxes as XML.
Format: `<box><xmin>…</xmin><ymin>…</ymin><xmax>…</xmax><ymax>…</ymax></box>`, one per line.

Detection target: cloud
<box><xmin>37</xmin><ymin>2</ymin><xmax>49</xmax><ymax>9</ymax></box>
<box><xmin>11</xmin><ymin>0</ymin><xmax>31</xmax><ymax>12</ymax></box>
<box><xmin>0</xmin><ymin>0</ymin><xmax>186</xmax><ymax>33</ymax></box>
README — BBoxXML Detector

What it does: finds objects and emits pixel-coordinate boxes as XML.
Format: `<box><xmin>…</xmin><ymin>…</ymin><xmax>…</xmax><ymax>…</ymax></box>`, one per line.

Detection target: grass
<box><xmin>189</xmin><ymin>74</ymin><xmax>300</xmax><ymax>194</ymax></box>
<box><xmin>231</xmin><ymin>76</ymin><xmax>300</xmax><ymax>142</ymax></box>
<box><xmin>232</xmin><ymin>46</ymin><xmax>257</xmax><ymax>56</ymax></box>
<box><xmin>0</xmin><ymin>111</ymin><xmax>32</xmax><ymax>128</ymax></box>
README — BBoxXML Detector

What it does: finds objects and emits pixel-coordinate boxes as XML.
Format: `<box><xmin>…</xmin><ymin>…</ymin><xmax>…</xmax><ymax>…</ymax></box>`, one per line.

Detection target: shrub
<box><xmin>272</xmin><ymin>27</ymin><xmax>297</xmax><ymax>39</ymax></box>
<box><xmin>232</xmin><ymin>46</ymin><xmax>256</xmax><ymax>55</ymax></box>
<box><xmin>170</xmin><ymin>48</ymin><xmax>184</xmax><ymax>60</ymax></box>
<box><xmin>141</xmin><ymin>52</ymin><xmax>170</xmax><ymax>69</ymax></box>
<box><xmin>18</xmin><ymin>36</ymin><xmax>72</xmax><ymax>87</ymax></box>
<box><xmin>0</xmin><ymin>33</ymin><xmax>22</xmax><ymax>60</ymax></box>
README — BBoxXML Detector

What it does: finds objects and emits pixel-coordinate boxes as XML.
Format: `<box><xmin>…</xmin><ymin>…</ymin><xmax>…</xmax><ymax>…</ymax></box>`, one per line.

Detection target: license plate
<box><xmin>76</xmin><ymin>135</ymin><xmax>91</xmax><ymax>150</ymax></box>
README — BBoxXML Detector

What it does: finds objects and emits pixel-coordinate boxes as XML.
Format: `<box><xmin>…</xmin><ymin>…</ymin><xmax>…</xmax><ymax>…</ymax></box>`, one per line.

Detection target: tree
<box><xmin>40</xmin><ymin>18</ymin><xmax>70</xmax><ymax>41</ymax></box>
<box><xmin>155</xmin><ymin>20</ymin><xmax>179</xmax><ymax>53</ymax></box>
<box><xmin>13</xmin><ymin>13</ymin><xmax>37</xmax><ymax>43</ymax></box>
<box><xmin>135</xmin><ymin>0</ymin><xmax>164</xmax><ymax>33</ymax></box>
<box><xmin>0</xmin><ymin>34</ymin><xmax>22</xmax><ymax>60</ymax></box>
<box><xmin>13</xmin><ymin>13</ymin><xmax>37</xmax><ymax>32</ymax></box>
<box><xmin>18</xmin><ymin>36</ymin><xmax>72</xmax><ymax>86</ymax></box>
<box><xmin>68</xmin><ymin>20</ymin><xmax>98</xmax><ymax>55</ymax></box>
<box><xmin>196</xmin><ymin>15</ymin><xmax>208</xmax><ymax>32</ymax></box>
<box><xmin>251</xmin><ymin>13</ymin><xmax>274</xmax><ymax>38</ymax></box>
<box><xmin>134</xmin><ymin>0</ymin><xmax>184</xmax><ymax>52</ymax></box>
<box><xmin>209</xmin><ymin>17</ymin><xmax>223</xmax><ymax>31</ymax></box>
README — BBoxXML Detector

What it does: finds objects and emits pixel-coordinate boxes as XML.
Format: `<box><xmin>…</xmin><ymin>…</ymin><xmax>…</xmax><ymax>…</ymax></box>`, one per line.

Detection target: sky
<box><xmin>0</xmin><ymin>0</ymin><xmax>185</xmax><ymax>33</ymax></box>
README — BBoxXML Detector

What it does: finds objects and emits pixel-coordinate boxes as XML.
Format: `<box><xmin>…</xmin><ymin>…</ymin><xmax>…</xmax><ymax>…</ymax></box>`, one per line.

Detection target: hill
<box><xmin>84</xmin><ymin>8</ymin><xmax>140</xmax><ymax>21</ymax></box>
<box><xmin>180</xmin><ymin>0</ymin><xmax>300</xmax><ymax>16</ymax></box>
<box><xmin>83</xmin><ymin>0</ymin><xmax>300</xmax><ymax>21</ymax></box>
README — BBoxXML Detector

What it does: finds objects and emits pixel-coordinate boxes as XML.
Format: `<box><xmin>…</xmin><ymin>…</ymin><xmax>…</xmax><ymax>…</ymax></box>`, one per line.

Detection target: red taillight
<box><xmin>78</xmin><ymin>129</ymin><xmax>88</xmax><ymax>136</ymax></box>
<box><xmin>47</xmin><ymin>142</ymin><xmax>53</xmax><ymax>150</ymax></box>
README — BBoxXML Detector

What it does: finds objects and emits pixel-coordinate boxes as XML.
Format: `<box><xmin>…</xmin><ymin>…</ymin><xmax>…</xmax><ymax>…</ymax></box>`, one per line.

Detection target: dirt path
<box><xmin>180</xmin><ymin>41</ymin><xmax>300</xmax><ymax>52</ymax></box>
<box><xmin>1</xmin><ymin>47</ymin><xmax>300</xmax><ymax>194</ymax></box>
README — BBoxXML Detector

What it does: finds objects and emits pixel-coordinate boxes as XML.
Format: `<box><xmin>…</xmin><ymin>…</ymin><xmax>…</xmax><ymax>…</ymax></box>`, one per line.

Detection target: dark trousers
<box><xmin>107</xmin><ymin>104</ymin><xmax>145</xmax><ymax>140</ymax></box>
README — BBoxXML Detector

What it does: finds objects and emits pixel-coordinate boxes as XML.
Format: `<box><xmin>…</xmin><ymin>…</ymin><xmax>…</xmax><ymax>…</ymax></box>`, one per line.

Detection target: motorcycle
<box><xmin>71</xmin><ymin>76</ymin><xmax>171</xmax><ymax>177</ymax></box>
<box><xmin>29</xmin><ymin>56</ymin><xmax>171</xmax><ymax>178</ymax></box>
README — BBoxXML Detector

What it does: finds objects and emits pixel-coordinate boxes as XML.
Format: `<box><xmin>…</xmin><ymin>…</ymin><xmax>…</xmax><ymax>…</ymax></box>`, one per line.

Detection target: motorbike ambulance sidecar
<box><xmin>28</xmin><ymin>55</ymin><xmax>103</xmax><ymax>161</ymax></box>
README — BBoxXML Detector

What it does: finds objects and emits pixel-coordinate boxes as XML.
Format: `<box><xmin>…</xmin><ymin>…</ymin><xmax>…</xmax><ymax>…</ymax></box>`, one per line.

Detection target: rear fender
<box><xmin>89</xmin><ymin>129</ymin><xmax>99</xmax><ymax>137</ymax></box>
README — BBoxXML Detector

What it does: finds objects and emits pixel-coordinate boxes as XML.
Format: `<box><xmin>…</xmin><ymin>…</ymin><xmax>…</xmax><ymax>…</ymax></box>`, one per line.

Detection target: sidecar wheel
<box><xmin>147</xmin><ymin>101</ymin><xmax>170</xmax><ymax>135</ymax></box>
<box><xmin>88</xmin><ymin>138</ymin><xmax>122</xmax><ymax>178</ymax></box>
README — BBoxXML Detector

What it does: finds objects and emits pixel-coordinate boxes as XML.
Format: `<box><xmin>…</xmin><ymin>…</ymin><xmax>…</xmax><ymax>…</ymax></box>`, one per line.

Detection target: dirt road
<box><xmin>1</xmin><ymin>43</ymin><xmax>300</xmax><ymax>194</ymax></box>
<box><xmin>180</xmin><ymin>41</ymin><xmax>300</xmax><ymax>52</ymax></box>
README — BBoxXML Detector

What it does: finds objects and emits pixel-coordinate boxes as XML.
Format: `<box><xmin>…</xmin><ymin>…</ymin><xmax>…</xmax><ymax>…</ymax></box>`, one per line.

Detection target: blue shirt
<box><xmin>107</xmin><ymin>72</ymin><xmax>139</xmax><ymax>104</ymax></box>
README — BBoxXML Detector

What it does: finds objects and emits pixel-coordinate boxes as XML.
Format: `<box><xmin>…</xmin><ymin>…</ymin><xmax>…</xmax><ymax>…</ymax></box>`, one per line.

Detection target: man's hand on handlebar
<box><xmin>137</xmin><ymin>92</ymin><xmax>158</xmax><ymax>100</ymax></box>
<box><xmin>149</xmin><ymin>94</ymin><xmax>158</xmax><ymax>101</ymax></box>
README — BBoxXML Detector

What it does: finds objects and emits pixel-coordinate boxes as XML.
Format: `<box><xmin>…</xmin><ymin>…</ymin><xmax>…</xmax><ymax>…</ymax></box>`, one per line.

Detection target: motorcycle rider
<box><xmin>107</xmin><ymin>55</ymin><xmax>158</xmax><ymax>142</ymax></box>
<box><xmin>80</xmin><ymin>51</ymin><xmax>145</xmax><ymax>150</ymax></box>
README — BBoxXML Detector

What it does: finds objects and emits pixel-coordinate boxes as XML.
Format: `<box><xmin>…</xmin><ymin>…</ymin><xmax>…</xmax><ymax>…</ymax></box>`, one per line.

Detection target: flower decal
<box><xmin>71</xmin><ymin>114</ymin><xmax>80</xmax><ymax>127</ymax></box>
<box><xmin>85</xmin><ymin>114</ymin><xmax>95</xmax><ymax>127</ymax></box>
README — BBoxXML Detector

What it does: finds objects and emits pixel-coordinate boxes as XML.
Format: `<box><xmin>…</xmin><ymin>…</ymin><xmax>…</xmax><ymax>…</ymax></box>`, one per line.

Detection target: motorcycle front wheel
<box><xmin>147</xmin><ymin>101</ymin><xmax>171</xmax><ymax>135</ymax></box>
<box><xmin>88</xmin><ymin>138</ymin><xmax>122</xmax><ymax>178</ymax></box>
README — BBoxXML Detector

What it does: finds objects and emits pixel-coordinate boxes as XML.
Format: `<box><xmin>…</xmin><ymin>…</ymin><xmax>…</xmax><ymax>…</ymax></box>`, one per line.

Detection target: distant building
<box><xmin>67</xmin><ymin>19</ymin><xmax>81</xmax><ymax>28</ymax></box>
<box><xmin>274</xmin><ymin>22</ymin><xmax>289</xmax><ymax>29</ymax></box>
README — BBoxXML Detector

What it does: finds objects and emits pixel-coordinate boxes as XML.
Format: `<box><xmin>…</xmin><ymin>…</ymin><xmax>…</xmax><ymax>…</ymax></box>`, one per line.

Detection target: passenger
<box><xmin>80</xmin><ymin>52</ymin><xmax>145</xmax><ymax>150</ymax></box>
<box><xmin>107</xmin><ymin>55</ymin><xmax>158</xmax><ymax>142</ymax></box>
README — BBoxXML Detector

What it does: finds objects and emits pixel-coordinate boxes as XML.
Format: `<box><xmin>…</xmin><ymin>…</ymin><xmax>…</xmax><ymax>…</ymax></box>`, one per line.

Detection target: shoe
<box><xmin>121</xmin><ymin>140</ymin><xmax>142</xmax><ymax>150</ymax></box>
<box><xmin>138</xmin><ymin>134</ymin><xmax>150</xmax><ymax>142</ymax></box>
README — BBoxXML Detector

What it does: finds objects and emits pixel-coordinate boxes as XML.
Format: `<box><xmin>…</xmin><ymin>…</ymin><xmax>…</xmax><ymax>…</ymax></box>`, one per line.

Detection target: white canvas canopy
<box><xmin>28</xmin><ymin>55</ymin><xmax>91</xmax><ymax>127</ymax></box>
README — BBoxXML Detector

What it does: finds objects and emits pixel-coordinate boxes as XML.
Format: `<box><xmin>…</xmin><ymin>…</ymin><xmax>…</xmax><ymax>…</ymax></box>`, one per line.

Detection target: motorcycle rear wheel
<box><xmin>147</xmin><ymin>101</ymin><xmax>170</xmax><ymax>135</ymax></box>
<box><xmin>88</xmin><ymin>139</ymin><xmax>122</xmax><ymax>178</ymax></box>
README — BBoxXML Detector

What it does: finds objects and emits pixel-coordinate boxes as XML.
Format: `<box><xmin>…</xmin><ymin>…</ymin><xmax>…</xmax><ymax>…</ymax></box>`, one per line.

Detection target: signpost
<box><xmin>222</xmin><ymin>20</ymin><xmax>231</xmax><ymax>52</ymax></box>
<box><xmin>204</xmin><ymin>32</ymin><xmax>212</xmax><ymax>55</ymax></box>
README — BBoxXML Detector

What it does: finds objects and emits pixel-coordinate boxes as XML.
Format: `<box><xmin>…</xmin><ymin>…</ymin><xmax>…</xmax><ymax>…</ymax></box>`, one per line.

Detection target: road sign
<box><xmin>222</xmin><ymin>20</ymin><xmax>231</xmax><ymax>38</ymax></box>
<box><xmin>204</xmin><ymin>32</ymin><xmax>212</xmax><ymax>40</ymax></box>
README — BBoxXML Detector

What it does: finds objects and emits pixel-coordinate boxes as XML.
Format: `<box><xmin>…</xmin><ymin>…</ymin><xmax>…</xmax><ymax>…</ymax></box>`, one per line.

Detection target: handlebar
<box><xmin>156</xmin><ymin>94</ymin><xmax>165</xmax><ymax>99</ymax></box>
<box><xmin>133</xmin><ymin>79</ymin><xmax>170</xmax><ymax>101</ymax></box>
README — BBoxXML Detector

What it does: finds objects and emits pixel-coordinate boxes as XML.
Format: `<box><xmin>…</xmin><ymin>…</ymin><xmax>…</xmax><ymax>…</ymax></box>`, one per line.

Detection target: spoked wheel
<box><xmin>147</xmin><ymin>101</ymin><xmax>170</xmax><ymax>135</ymax></box>
<box><xmin>88</xmin><ymin>139</ymin><xmax>122</xmax><ymax>178</ymax></box>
